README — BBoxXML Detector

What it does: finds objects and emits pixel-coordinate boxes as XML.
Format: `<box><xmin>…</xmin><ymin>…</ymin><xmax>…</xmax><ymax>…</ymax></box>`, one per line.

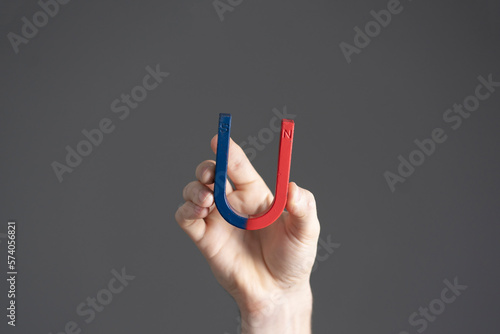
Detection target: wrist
<box><xmin>236</xmin><ymin>283</ymin><xmax>313</xmax><ymax>334</ymax></box>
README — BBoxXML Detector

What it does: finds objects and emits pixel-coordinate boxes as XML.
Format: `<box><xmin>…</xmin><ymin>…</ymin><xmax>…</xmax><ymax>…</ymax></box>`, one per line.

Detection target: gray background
<box><xmin>1</xmin><ymin>0</ymin><xmax>499</xmax><ymax>333</ymax></box>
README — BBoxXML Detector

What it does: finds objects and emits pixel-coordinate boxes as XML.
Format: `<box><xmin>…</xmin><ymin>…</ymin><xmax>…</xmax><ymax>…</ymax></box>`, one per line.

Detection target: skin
<box><xmin>175</xmin><ymin>135</ymin><xmax>321</xmax><ymax>333</ymax></box>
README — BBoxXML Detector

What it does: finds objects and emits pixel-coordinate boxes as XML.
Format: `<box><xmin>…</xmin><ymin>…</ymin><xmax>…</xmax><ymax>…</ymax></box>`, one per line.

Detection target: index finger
<box><xmin>210</xmin><ymin>135</ymin><xmax>271</xmax><ymax>194</ymax></box>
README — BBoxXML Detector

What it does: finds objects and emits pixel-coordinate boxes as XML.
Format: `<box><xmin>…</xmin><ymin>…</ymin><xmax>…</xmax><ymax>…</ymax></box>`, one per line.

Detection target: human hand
<box><xmin>175</xmin><ymin>135</ymin><xmax>320</xmax><ymax>333</ymax></box>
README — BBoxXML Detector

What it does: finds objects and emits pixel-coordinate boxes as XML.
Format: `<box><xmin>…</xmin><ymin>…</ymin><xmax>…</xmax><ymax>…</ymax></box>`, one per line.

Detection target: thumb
<box><xmin>285</xmin><ymin>182</ymin><xmax>320</xmax><ymax>243</ymax></box>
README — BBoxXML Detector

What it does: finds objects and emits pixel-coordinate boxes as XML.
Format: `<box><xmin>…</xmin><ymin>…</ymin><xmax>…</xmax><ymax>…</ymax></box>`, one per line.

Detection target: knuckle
<box><xmin>189</xmin><ymin>202</ymin><xmax>204</xmax><ymax>218</ymax></box>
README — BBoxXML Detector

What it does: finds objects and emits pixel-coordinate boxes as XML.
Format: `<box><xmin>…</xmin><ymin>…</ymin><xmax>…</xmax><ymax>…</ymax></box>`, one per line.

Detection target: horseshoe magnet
<box><xmin>214</xmin><ymin>113</ymin><xmax>294</xmax><ymax>230</ymax></box>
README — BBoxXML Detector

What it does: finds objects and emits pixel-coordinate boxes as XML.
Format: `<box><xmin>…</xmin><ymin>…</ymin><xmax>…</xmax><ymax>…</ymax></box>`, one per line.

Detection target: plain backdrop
<box><xmin>0</xmin><ymin>0</ymin><xmax>499</xmax><ymax>333</ymax></box>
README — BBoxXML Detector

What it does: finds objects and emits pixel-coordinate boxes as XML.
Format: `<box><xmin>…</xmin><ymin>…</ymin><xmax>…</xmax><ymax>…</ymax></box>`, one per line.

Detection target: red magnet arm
<box><xmin>246</xmin><ymin>119</ymin><xmax>294</xmax><ymax>230</ymax></box>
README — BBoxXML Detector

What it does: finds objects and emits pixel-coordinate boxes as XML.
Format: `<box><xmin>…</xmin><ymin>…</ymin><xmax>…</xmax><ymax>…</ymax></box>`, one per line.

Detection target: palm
<box><xmin>200</xmin><ymin>188</ymin><xmax>315</xmax><ymax>299</ymax></box>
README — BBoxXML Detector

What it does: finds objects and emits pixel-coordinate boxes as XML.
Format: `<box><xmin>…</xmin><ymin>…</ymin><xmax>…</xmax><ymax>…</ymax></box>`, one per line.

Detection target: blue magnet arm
<box><xmin>213</xmin><ymin>114</ymin><xmax>248</xmax><ymax>229</ymax></box>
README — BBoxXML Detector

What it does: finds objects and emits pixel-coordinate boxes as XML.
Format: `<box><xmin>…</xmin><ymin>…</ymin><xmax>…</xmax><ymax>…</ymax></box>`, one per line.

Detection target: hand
<box><xmin>175</xmin><ymin>135</ymin><xmax>321</xmax><ymax>333</ymax></box>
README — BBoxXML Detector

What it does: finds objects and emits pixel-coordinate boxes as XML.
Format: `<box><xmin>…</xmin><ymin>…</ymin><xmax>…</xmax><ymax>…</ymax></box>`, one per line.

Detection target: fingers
<box><xmin>183</xmin><ymin>181</ymin><xmax>214</xmax><ymax>207</ymax></box>
<box><xmin>285</xmin><ymin>182</ymin><xmax>320</xmax><ymax>243</ymax></box>
<box><xmin>175</xmin><ymin>201</ymin><xmax>208</xmax><ymax>243</ymax></box>
<box><xmin>195</xmin><ymin>159</ymin><xmax>233</xmax><ymax>194</ymax></box>
<box><xmin>210</xmin><ymin>135</ymin><xmax>270</xmax><ymax>194</ymax></box>
<box><xmin>177</xmin><ymin>179</ymin><xmax>216</xmax><ymax>243</ymax></box>
<box><xmin>177</xmin><ymin>155</ymin><xmax>237</xmax><ymax>243</ymax></box>
<box><xmin>177</xmin><ymin>200</ymin><xmax>211</xmax><ymax>221</ymax></box>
